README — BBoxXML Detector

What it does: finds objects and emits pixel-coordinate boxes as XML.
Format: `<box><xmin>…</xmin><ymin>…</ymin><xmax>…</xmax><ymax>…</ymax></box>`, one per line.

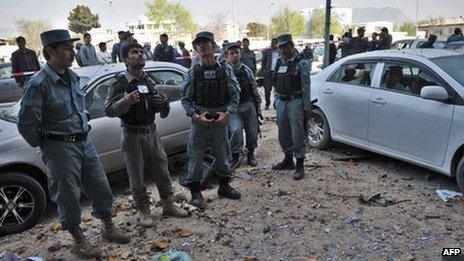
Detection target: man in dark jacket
<box><xmin>261</xmin><ymin>38</ymin><xmax>279</xmax><ymax>110</ymax></box>
<box><xmin>378</xmin><ymin>27</ymin><xmax>392</xmax><ymax>50</ymax></box>
<box><xmin>418</xmin><ymin>34</ymin><xmax>437</xmax><ymax>49</ymax></box>
<box><xmin>153</xmin><ymin>33</ymin><xmax>177</xmax><ymax>63</ymax></box>
<box><xmin>240</xmin><ymin>38</ymin><xmax>257</xmax><ymax>76</ymax></box>
<box><xmin>446</xmin><ymin>27</ymin><xmax>464</xmax><ymax>44</ymax></box>
<box><xmin>349</xmin><ymin>27</ymin><xmax>369</xmax><ymax>55</ymax></box>
<box><xmin>11</xmin><ymin>36</ymin><xmax>41</xmax><ymax>87</ymax></box>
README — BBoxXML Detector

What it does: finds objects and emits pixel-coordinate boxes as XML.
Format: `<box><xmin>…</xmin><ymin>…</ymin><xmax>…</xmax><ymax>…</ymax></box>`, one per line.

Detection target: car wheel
<box><xmin>456</xmin><ymin>156</ymin><xmax>464</xmax><ymax>192</ymax></box>
<box><xmin>307</xmin><ymin>108</ymin><xmax>332</xmax><ymax>149</ymax></box>
<box><xmin>0</xmin><ymin>172</ymin><xmax>47</xmax><ymax>235</ymax></box>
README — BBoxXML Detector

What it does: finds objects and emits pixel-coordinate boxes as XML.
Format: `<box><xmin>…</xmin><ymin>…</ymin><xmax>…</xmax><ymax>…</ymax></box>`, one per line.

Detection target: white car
<box><xmin>308</xmin><ymin>49</ymin><xmax>464</xmax><ymax>190</ymax></box>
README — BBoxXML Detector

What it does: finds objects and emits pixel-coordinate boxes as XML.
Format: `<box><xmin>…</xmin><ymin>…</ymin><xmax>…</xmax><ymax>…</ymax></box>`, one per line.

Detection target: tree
<box><xmin>308</xmin><ymin>9</ymin><xmax>342</xmax><ymax>38</ymax></box>
<box><xmin>68</xmin><ymin>5</ymin><xmax>101</xmax><ymax>35</ymax></box>
<box><xmin>247</xmin><ymin>22</ymin><xmax>268</xmax><ymax>38</ymax></box>
<box><xmin>400</xmin><ymin>22</ymin><xmax>416</xmax><ymax>36</ymax></box>
<box><xmin>146</xmin><ymin>0</ymin><xmax>198</xmax><ymax>37</ymax></box>
<box><xmin>271</xmin><ymin>6</ymin><xmax>305</xmax><ymax>37</ymax></box>
<box><xmin>15</xmin><ymin>19</ymin><xmax>52</xmax><ymax>51</ymax></box>
<box><xmin>202</xmin><ymin>13</ymin><xmax>229</xmax><ymax>43</ymax></box>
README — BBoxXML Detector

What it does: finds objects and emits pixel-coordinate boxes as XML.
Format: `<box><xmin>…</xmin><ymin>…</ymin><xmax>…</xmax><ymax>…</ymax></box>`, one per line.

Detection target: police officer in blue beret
<box><xmin>271</xmin><ymin>34</ymin><xmax>311</xmax><ymax>180</ymax></box>
<box><xmin>17</xmin><ymin>29</ymin><xmax>130</xmax><ymax>259</ymax></box>
<box><xmin>181</xmin><ymin>31</ymin><xmax>242</xmax><ymax>209</ymax></box>
<box><xmin>225</xmin><ymin>42</ymin><xmax>262</xmax><ymax>168</ymax></box>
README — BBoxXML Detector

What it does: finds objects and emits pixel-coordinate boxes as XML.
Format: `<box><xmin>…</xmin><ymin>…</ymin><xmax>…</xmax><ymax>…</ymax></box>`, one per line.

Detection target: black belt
<box><xmin>278</xmin><ymin>93</ymin><xmax>303</xmax><ymax>101</ymax></box>
<box><xmin>124</xmin><ymin>124</ymin><xmax>154</xmax><ymax>135</ymax></box>
<box><xmin>46</xmin><ymin>132</ymin><xmax>88</xmax><ymax>142</ymax></box>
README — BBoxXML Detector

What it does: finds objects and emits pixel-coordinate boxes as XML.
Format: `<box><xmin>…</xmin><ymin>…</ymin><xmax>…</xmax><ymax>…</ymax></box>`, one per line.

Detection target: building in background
<box><xmin>126</xmin><ymin>15</ymin><xmax>193</xmax><ymax>50</ymax></box>
<box><xmin>419</xmin><ymin>18</ymin><xmax>464</xmax><ymax>38</ymax></box>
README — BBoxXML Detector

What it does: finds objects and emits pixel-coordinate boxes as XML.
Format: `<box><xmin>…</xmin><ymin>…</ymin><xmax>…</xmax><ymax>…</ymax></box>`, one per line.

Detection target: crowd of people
<box><xmin>9</xmin><ymin>24</ymin><xmax>464</xmax><ymax>259</ymax></box>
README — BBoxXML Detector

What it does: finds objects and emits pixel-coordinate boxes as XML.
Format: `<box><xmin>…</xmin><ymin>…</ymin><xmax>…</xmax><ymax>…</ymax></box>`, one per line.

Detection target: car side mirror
<box><xmin>420</xmin><ymin>86</ymin><xmax>449</xmax><ymax>102</ymax></box>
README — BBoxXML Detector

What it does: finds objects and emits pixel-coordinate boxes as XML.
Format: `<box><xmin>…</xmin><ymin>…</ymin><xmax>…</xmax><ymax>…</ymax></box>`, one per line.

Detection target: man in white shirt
<box><xmin>97</xmin><ymin>42</ymin><xmax>112</xmax><ymax>64</ymax></box>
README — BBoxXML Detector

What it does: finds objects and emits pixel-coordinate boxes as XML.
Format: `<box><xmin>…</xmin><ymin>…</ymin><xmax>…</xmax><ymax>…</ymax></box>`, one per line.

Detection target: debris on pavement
<box><xmin>358</xmin><ymin>193</ymin><xmax>411</xmax><ymax>206</ymax></box>
<box><xmin>436</xmin><ymin>189</ymin><xmax>464</xmax><ymax>202</ymax></box>
<box><xmin>333</xmin><ymin>153</ymin><xmax>371</xmax><ymax>162</ymax></box>
<box><xmin>153</xmin><ymin>249</ymin><xmax>192</xmax><ymax>261</ymax></box>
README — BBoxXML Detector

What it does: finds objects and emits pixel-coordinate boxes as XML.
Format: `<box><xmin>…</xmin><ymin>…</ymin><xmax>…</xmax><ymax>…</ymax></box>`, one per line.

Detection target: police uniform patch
<box><xmin>204</xmin><ymin>70</ymin><xmax>216</xmax><ymax>79</ymax></box>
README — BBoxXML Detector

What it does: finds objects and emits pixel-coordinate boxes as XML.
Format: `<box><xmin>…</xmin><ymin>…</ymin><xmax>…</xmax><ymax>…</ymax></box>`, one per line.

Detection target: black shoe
<box><xmin>188</xmin><ymin>182</ymin><xmax>205</xmax><ymax>210</ymax></box>
<box><xmin>247</xmin><ymin>149</ymin><xmax>258</xmax><ymax>166</ymax></box>
<box><xmin>218</xmin><ymin>178</ymin><xmax>241</xmax><ymax>200</ymax></box>
<box><xmin>272</xmin><ymin>154</ymin><xmax>295</xmax><ymax>170</ymax></box>
<box><xmin>231</xmin><ymin>153</ymin><xmax>241</xmax><ymax>169</ymax></box>
<box><xmin>293</xmin><ymin>157</ymin><xmax>305</xmax><ymax>180</ymax></box>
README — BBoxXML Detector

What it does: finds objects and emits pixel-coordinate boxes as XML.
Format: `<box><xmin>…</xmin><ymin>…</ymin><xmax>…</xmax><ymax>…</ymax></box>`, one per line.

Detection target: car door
<box><xmin>85</xmin><ymin>76</ymin><xmax>124</xmax><ymax>173</ymax></box>
<box><xmin>320</xmin><ymin>61</ymin><xmax>377</xmax><ymax>145</ymax></box>
<box><xmin>147</xmin><ymin>69</ymin><xmax>190</xmax><ymax>154</ymax></box>
<box><xmin>368</xmin><ymin>61</ymin><xmax>454</xmax><ymax>166</ymax></box>
<box><xmin>0</xmin><ymin>64</ymin><xmax>21</xmax><ymax>103</ymax></box>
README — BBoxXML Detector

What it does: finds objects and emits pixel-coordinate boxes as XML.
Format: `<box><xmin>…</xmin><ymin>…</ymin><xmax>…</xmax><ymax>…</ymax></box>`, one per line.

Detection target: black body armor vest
<box><xmin>274</xmin><ymin>55</ymin><xmax>303</xmax><ymax>95</ymax></box>
<box><xmin>193</xmin><ymin>63</ymin><xmax>229</xmax><ymax>108</ymax></box>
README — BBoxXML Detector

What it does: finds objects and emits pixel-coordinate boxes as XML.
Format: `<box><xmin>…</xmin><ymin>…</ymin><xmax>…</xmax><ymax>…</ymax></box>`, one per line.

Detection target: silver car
<box><xmin>308</xmin><ymin>49</ymin><xmax>464</xmax><ymax>190</ymax></box>
<box><xmin>0</xmin><ymin>61</ymin><xmax>190</xmax><ymax>235</ymax></box>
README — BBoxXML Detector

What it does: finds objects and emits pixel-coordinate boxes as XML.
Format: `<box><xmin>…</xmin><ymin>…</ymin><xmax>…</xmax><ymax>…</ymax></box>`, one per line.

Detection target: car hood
<box><xmin>0</xmin><ymin>119</ymin><xmax>20</xmax><ymax>141</ymax></box>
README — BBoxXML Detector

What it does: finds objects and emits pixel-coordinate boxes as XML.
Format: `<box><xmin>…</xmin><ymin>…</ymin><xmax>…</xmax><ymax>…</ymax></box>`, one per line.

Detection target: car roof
<box><xmin>445</xmin><ymin>41</ymin><xmax>464</xmax><ymax>46</ymax></box>
<box><xmin>345</xmin><ymin>49</ymin><xmax>461</xmax><ymax>60</ymax></box>
<box><xmin>73</xmin><ymin>61</ymin><xmax>188</xmax><ymax>81</ymax></box>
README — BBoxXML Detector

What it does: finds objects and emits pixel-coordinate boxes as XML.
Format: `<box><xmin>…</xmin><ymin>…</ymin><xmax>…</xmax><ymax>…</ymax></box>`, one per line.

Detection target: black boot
<box><xmin>217</xmin><ymin>177</ymin><xmax>241</xmax><ymax>200</ymax></box>
<box><xmin>293</xmin><ymin>157</ymin><xmax>305</xmax><ymax>180</ymax></box>
<box><xmin>231</xmin><ymin>153</ymin><xmax>241</xmax><ymax>169</ymax></box>
<box><xmin>247</xmin><ymin>149</ymin><xmax>258</xmax><ymax>166</ymax></box>
<box><xmin>69</xmin><ymin>227</ymin><xmax>101</xmax><ymax>259</ymax></box>
<box><xmin>188</xmin><ymin>182</ymin><xmax>205</xmax><ymax>210</ymax></box>
<box><xmin>101</xmin><ymin>218</ymin><xmax>131</xmax><ymax>244</ymax></box>
<box><xmin>272</xmin><ymin>154</ymin><xmax>295</xmax><ymax>170</ymax></box>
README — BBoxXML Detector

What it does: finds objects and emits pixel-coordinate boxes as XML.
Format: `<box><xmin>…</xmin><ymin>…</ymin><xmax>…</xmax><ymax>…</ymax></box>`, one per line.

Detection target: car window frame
<box><xmin>84</xmin><ymin>67</ymin><xmax>187</xmax><ymax>120</ymax></box>
<box><xmin>326</xmin><ymin>59</ymin><xmax>380</xmax><ymax>88</ymax></box>
<box><xmin>375</xmin><ymin>57</ymin><xmax>461</xmax><ymax>104</ymax></box>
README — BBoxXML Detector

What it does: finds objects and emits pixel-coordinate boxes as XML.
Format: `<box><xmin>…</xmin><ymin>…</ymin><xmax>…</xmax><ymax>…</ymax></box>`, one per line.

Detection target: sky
<box><xmin>0</xmin><ymin>0</ymin><xmax>462</xmax><ymax>37</ymax></box>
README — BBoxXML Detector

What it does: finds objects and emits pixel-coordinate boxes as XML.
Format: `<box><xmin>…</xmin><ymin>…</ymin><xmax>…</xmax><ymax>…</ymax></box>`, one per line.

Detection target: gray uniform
<box><xmin>79</xmin><ymin>43</ymin><xmax>100</xmax><ymax>66</ymax></box>
<box><xmin>181</xmin><ymin>61</ymin><xmax>240</xmax><ymax>184</ymax></box>
<box><xmin>105</xmin><ymin>71</ymin><xmax>172</xmax><ymax>210</ymax></box>
<box><xmin>18</xmin><ymin>64</ymin><xmax>114</xmax><ymax>230</ymax></box>
<box><xmin>240</xmin><ymin>48</ymin><xmax>257</xmax><ymax>76</ymax></box>
<box><xmin>227</xmin><ymin>62</ymin><xmax>261</xmax><ymax>154</ymax></box>
<box><xmin>273</xmin><ymin>54</ymin><xmax>311</xmax><ymax>158</ymax></box>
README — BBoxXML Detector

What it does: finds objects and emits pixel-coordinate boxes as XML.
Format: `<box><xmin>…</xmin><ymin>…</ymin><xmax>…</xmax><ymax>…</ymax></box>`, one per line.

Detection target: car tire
<box><xmin>0</xmin><ymin>172</ymin><xmax>47</xmax><ymax>235</ymax></box>
<box><xmin>456</xmin><ymin>156</ymin><xmax>464</xmax><ymax>192</ymax></box>
<box><xmin>307</xmin><ymin>108</ymin><xmax>332</xmax><ymax>150</ymax></box>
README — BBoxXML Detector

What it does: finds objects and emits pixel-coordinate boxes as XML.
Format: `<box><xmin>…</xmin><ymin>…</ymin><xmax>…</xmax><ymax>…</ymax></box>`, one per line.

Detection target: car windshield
<box><xmin>432</xmin><ymin>55</ymin><xmax>464</xmax><ymax>86</ymax></box>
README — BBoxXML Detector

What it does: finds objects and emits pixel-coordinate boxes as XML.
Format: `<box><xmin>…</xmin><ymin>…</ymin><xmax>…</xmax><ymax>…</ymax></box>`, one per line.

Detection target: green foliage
<box><xmin>68</xmin><ymin>5</ymin><xmax>101</xmax><ymax>35</ymax></box>
<box><xmin>400</xmin><ymin>22</ymin><xmax>416</xmax><ymax>36</ymax></box>
<box><xmin>308</xmin><ymin>9</ymin><xmax>342</xmax><ymax>38</ymax></box>
<box><xmin>145</xmin><ymin>0</ymin><xmax>199</xmax><ymax>37</ymax></box>
<box><xmin>15</xmin><ymin>19</ymin><xmax>52</xmax><ymax>51</ymax></box>
<box><xmin>271</xmin><ymin>6</ymin><xmax>305</xmax><ymax>37</ymax></box>
<box><xmin>247</xmin><ymin>22</ymin><xmax>269</xmax><ymax>38</ymax></box>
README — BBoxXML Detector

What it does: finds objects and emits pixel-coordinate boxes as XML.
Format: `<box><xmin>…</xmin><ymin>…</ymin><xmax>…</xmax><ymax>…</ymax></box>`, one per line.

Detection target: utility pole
<box><xmin>415</xmin><ymin>0</ymin><xmax>419</xmax><ymax>37</ymax></box>
<box><xmin>323</xmin><ymin>0</ymin><xmax>331</xmax><ymax>68</ymax></box>
<box><xmin>233</xmin><ymin>0</ymin><xmax>238</xmax><ymax>40</ymax></box>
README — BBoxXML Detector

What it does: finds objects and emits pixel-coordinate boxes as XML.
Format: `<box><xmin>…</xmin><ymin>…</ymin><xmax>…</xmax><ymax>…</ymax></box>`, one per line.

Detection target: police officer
<box><xmin>271</xmin><ymin>34</ymin><xmax>311</xmax><ymax>180</ymax></box>
<box><xmin>225</xmin><ymin>42</ymin><xmax>262</xmax><ymax>168</ymax></box>
<box><xmin>181</xmin><ymin>31</ymin><xmax>241</xmax><ymax>209</ymax></box>
<box><xmin>349</xmin><ymin>27</ymin><xmax>369</xmax><ymax>55</ymax></box>
<box><xmin>17</xmin><ymin>29</ymin><xmax>130</xmax><ymax>259</ymax></box>
<box><xmin>153</xmin><ymin>33</ymin><xmax>177</xmax><ymax>63</ymax></box>
<box><xmin>105</xmin><ymin>43</ymin><xmax>188</xmax><ymax>227</ymax></box>
<box><xmin>240</xmin><ymin>38</ymin><xmax>257</xmax><ymax>76</ymax></box>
